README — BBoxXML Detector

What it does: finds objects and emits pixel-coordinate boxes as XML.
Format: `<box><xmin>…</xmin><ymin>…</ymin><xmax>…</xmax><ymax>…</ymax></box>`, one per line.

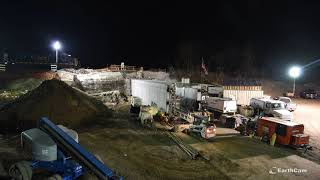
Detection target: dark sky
<box><xmin>2</xmin><ymin>0</ymin><xmax>320</xmax><ymax>78</ymax></box>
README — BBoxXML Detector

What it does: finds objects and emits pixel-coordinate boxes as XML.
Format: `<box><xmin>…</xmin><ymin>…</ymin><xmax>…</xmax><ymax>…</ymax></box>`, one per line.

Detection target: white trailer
<box><xmin>131</xmin><ymin>79</ymin><xmax>171</xmax><ymax>112</ymax></box>
<box><xmin>205</xmin><ymin>97</ymin><xmax>237</xmax><ymax>114</ymax></box>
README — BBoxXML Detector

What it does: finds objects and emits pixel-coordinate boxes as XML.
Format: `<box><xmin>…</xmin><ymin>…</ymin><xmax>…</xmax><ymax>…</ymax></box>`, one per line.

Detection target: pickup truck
<box><xmin>274</xmin><ymin>97</ymin><xmax>297</xmax><ymax>112</ymax></box>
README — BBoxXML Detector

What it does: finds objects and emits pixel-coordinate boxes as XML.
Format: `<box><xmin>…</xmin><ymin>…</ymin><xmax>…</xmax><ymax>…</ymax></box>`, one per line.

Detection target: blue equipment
<box><xmin>8</xmin><ymin>117</ymin><xmax>123</xmax><ymax>180</ymax></box>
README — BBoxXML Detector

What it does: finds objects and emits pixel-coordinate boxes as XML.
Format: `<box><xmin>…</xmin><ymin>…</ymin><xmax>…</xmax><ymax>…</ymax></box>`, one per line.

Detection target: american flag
<box><xmin>201</xmin><ymin>57</ymin><xmax>208</xmax><ymax>75</ymax></box>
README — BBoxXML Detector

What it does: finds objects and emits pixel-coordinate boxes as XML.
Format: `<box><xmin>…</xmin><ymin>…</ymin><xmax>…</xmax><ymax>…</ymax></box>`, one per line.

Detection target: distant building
<box><xmin>2</xmin><ymin>49</ymin><xmax>9</xmax><ymax>64</ymax></box>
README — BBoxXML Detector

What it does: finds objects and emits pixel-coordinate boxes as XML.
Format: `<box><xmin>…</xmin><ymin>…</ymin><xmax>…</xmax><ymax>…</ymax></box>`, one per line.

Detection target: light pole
<box><xmin>52</xmin><ymin>41</ymin><xmax>61</xmax><ymax>64</ymax></box>
<box><xmin>288</xmin><ymin>66</ymin><xmax>301</xmax><ymax>96</ymax></box>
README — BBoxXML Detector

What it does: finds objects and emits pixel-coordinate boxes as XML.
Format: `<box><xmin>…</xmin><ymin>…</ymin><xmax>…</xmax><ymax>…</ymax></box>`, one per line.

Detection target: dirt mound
<box><xmin>0</xmin><ymin>79</ymin><xmax>112</xmax><ymax>132</ymax></box>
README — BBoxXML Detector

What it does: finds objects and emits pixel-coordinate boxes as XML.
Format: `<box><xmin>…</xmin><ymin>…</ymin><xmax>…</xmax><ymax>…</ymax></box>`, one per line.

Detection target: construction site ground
<box><xmin>77</xmin><ymin>103</ymin><xmax>320</xmax><ymax>180</ymax></box>
<box><xmin>293</xmin><ymin>98</ymin><xmax>320</xmax><ymax>164</ymax></box>
<box><xmin>0</xmin><ymin>102</ymin><xmax>320</xmax><ymax>179</ymax></box>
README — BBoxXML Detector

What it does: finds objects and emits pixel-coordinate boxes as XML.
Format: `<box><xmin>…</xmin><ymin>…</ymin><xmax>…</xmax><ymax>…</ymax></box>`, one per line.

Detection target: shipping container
<box><xmin>131</xmin><ymin>79</ymin><xmax>170</xmax><ymax>112</ymax></box>
<box><xmin>223</xmin><ymin>90</ymin><xmax>264</xmax><ymax>105</ymax></box>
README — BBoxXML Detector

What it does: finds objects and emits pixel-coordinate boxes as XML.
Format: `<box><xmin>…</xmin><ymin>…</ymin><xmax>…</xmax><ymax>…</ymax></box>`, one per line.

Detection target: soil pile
<box><xmin>0</xmin><ymin>79</ymin><xmax>112</xmax><ymax>132</ymax></box>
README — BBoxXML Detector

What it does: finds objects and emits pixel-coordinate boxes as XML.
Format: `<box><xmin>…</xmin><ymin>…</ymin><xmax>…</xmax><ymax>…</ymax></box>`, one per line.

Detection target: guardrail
<box><xmin>0</xmin><ymin>64</ymin><xmax>6</xmax><ymax>72</ymax></box>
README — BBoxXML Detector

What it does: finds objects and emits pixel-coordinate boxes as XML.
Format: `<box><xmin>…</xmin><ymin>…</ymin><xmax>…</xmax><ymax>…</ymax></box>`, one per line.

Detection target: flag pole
<box><xmin>200</xmin><ymin>57</ymin><xmax>203</xmax><ymax>83</ymax></box>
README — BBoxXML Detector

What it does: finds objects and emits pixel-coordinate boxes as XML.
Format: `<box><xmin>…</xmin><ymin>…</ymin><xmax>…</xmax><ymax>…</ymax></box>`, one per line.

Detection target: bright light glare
<box><xmin>289</xmin><ymin>66</ymin><xmax>301</xmax><ymax>78</ymax></box>
<box><xmin>53</xmin><ymin>41</ymin><xmax>61</xmax><ymax>50</ymax></box>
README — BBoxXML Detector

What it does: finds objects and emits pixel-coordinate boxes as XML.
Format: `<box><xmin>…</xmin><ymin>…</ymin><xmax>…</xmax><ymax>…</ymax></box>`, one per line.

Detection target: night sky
<box><xmin>1</xmin><ymin>1</ymin><xmax>320</xmax><ymax>80</ymax></box>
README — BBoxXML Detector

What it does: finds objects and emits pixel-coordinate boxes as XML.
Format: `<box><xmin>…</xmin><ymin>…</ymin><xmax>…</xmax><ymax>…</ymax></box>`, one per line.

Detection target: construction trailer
<box><xmin>131</xmin><ymin>79</ymin><xmax>174</xmax><ymax>113</ymax></box>
<box><xmin>223</xmin><ymin>80</ymin><xmax>264</xmax><ymax>105</ymax></box>
<box><xmin>256</xmin><ymin>117</ymin><xmax>310</xmax><ymax>148</ymax></box>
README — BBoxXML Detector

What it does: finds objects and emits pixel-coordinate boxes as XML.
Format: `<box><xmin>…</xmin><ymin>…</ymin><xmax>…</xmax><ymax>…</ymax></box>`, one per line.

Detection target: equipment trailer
<box><xmin>9</xmin><ymin>117</ymin><xmax>122</xmax><ymax>180</ymax></box>
<box><xmin>256</xmin><ymin>117</ymin><xmax>311</xmax><ymax>150</ymax></box>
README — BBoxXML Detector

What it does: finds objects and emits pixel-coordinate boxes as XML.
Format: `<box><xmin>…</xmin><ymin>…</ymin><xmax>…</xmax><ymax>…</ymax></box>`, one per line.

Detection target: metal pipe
<box><xmin>56</xmin><ymin>50</ymin><xmax>58</xmax><ymax>64</ymax></box>
<box><xmin>293</xmin><ymin>78</ymin><xmax>296</xmax><ymax>96</ymax></box>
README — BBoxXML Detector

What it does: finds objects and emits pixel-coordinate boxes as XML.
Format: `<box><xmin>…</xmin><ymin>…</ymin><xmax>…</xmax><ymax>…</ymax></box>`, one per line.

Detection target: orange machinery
<box><xmin>256</xmin><ymin>117</ymin><xmax>309</xmax><ymax>147</ymax></box>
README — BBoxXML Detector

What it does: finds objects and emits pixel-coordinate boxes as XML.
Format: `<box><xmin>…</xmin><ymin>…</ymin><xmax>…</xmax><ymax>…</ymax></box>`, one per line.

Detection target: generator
<box><xmin>256</xmin><ymin>117</ymin><xmax>310</xmax><ymax>148</ymax></box>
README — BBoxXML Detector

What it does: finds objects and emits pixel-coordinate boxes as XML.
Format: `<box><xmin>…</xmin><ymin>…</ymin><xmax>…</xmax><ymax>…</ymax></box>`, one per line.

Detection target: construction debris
<box><xmin>58</xmin><ymin>69</ymin><xmax>123</xmax><ymax>81</ymax></box>
<box><xmin>90</xmin><ymin>90</ymin><xmax>128</xmax><ymax>105</ymax></box>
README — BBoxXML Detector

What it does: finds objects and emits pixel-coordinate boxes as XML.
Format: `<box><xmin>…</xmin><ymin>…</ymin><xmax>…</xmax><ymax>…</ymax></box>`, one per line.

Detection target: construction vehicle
<box><xmin>256</xmin><ymin>117</ymin><xmax>310</xmax><ymax>149</ymax></box>
<box><xmin>8</xmin><ymin>117</ymin><xmax>122</xmax><ymax>180</ymax></box>
<box><xmin>186</xmin><ymin>114</ymin><xmax>216</xmax><ymax>139</ymax></box>
<box><xmin>250</xmin><ymin>97</ymin><xmax>293</xmax><ymax>120</ymax></box>
<box><xmin>175</xmin><ymin>110</ymin><xmax>216</xmax><ymax>139</ymax></box>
